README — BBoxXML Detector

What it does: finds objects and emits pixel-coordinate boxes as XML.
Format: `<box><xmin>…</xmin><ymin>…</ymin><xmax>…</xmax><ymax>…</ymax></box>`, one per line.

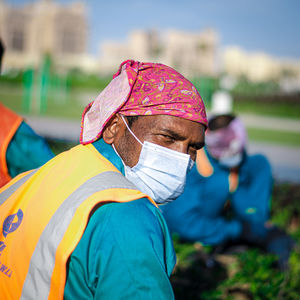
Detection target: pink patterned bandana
<box><xmin>80</xmin><ymin>60</ymin><xmax>207</xmax><ymax>144</ymax></box>
<box><xmin>205</xmin><ymin>117</ymin><xmax>247</xmax><ymax>159</ymax></box>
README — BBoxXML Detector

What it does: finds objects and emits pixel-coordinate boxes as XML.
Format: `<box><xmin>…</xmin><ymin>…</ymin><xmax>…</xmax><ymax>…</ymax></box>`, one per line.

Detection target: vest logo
<box><xmin>0</xmin><ymin>262</ymin><xmax>12</xmax><ymax>278</ymax></box>
<box><xmin>0</xmin><ymin>242</ymin><xmax>6</xmax><ymax>254</ymax></box>
<box><xmin>0</xmin><ymin>209</ymin><xmax>24</xmax><ymax>279</ymax></box>
<box><xmin>2</xmin><ymin>209</ymin><xmax>23</xmax><ymax>238</ymax></box>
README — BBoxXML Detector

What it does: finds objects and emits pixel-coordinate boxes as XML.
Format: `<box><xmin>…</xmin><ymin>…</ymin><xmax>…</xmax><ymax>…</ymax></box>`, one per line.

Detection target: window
<box><xmin>11</xmin><ymin>29</ymin><xmax>25</xmax><ymax>52</ymax></box>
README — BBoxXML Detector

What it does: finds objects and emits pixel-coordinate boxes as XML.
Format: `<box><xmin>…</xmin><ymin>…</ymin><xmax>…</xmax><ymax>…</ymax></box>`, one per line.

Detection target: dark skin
<box><xmin>102</xmin><ymin>113</ymin><xmax>205</xmax><ymax>167</ymax></box>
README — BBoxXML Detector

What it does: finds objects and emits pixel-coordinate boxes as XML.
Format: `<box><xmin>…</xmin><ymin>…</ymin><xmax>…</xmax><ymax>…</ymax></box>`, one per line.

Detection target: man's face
<box><xmin>111</xmin><ymin>114</ymin><xmax>205</xmax><ymax>167</ymax></box>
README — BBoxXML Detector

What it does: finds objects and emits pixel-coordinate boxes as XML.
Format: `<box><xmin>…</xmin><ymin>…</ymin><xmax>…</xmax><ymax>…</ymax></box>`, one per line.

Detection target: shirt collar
<box><xmin>92</xmin><ymin>138</ymin><xmax>125</xmax><ymax>175</ymax></box>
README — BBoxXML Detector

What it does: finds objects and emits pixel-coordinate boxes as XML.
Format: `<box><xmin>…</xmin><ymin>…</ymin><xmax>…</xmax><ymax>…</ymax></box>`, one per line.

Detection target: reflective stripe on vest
<box><xmin>0</xmin><ymin>169</ymin><xmax>38</xmax><ymax>205</ymax></box>
<box><xmin>0</xmin><ymin>103</ymin><xmax>23</xmax><ymax>187</ymax></box>
<box><xmin>0</xmin><ymin>144</ymin><xmax>154</xmax><ymax>300</ymax></box>
<box><xmin>21</xmin><ymin>171</ymin><xmax>139</xmax><ymax>300</ymax></box>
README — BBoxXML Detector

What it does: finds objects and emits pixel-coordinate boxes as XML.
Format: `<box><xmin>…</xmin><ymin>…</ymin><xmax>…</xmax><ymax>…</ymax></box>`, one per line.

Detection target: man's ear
<box><xmin>102</xmin><ymin>114</ymin><xmax>126</xmax><ymax>144</ymax></box>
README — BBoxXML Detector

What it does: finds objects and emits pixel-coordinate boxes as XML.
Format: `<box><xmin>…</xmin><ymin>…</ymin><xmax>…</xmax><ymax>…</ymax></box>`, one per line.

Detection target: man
<box><xmin>0</xmin><ymin>60</ymin><xmax>207</xmax><ymax>299</ymax></box>
<box><xmin>0</xmin><ymin>39</ymin><xmax>54</xmax><ymax>187</ymax></box>
<box><xmin>161</xmin><ymin>90</ymin><xmax>294</xmax><ymax>271</ymax></box>
<box><xmin>0</xmin><ymin>103</ymin><xmax>55</xmax><ymax>187</ymax></box>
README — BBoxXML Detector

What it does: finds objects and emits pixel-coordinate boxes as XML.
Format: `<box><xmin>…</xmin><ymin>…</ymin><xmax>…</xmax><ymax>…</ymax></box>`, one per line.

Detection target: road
<box><xmin>23</xmin><ymin>114</ymin><xmax>300</xmax><ymax>183</ymax></box>
<box><xmin>248</xmin><ymin>142</ymin><xmax>300</xmax><ymax>183</ymax></box>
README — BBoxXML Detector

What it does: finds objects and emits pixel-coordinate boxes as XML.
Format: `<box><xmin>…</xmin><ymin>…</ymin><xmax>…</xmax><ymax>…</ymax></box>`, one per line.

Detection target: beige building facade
<box><xmin>99</xmin><ymin>28</ymin><xmax>219</xmax><ymax>78</ymax></box>
<box><xmin>0</xmin><ymin>0</ymin><xmax>96</xmax><ymax>72</ymax></box>
<box><xmin>223</xmin><ymin>46</ymin><xmax>300</xmax><ymax>88</ymax></box>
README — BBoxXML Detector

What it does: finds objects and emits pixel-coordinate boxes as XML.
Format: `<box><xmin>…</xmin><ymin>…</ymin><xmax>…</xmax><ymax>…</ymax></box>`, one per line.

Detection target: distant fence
<box><xmin>22</xmin><ymin>56</ymin><xmax>70</xmax><ymax>114</ymax></box>
<box><xmin>233</xmin><ymin>92</ymin><xmax>300</xmax><ymax>104</ymax></box>
<box><xmin>191</xmin><ymin>77</ymin><xmax>219</xmax><ymax>107</ymax></box>
<box><xmin>2</xmin><ymin>61</ymin><xmax>300</xmax><ymax>118</ymax></box>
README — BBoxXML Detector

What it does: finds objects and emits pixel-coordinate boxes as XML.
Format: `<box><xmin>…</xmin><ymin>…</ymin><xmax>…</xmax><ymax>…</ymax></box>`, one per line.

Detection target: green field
<box><xmin>247</xmin><ymin>128</ymin><xmax>300</xmax><ymax>147</ymax></box>
<box><xmin>234</xmin><ymin>100</ymin><xmax>300</xmax><ymax>120</ymax></box>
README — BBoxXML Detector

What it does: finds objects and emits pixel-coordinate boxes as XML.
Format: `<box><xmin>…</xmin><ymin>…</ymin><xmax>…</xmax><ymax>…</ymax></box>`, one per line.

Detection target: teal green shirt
<box><xmin>6</xmin><ymin>121</ymin><xmax>54</xmax><ymax>178</ymax></box>
<box><xmin>64</xmin><ymin>139</ymin><xmax>176</xmax><ymax>299</ymax></box>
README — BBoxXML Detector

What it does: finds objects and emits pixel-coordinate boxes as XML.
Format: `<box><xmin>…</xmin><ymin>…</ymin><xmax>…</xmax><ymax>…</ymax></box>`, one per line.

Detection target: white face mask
<box><xmin>115</xmin><ymin>115</ymin><xmax>194</xmax><ymax>204</ymax></box>
<box><xmin>218</xmin><ymin>152</ymin><xmax>243</xmax><ymax>168</ymax></box>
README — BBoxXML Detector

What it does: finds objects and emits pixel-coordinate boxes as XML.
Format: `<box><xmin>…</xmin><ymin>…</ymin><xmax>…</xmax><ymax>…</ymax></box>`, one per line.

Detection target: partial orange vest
<box><xmin>196</xmin><ymin>148</ymin><xmax>239</xmax><ymax>193</ymax></box>
<box><xmin>0</xmin><ymin>103</ymin><xmax>22</xmax><ymax>187</ymax></box>
<box><xmin>0</xmin><ymin>143</ymin><xmax>154</xmax><ymax>299</ymax></box>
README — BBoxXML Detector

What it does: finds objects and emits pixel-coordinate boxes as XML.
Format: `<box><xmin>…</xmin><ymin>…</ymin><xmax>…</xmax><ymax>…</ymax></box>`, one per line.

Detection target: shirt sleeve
<box><xmin>6</xmin><ymin>121</ymin><xmax>54</xmax><ymax>177</ymax></box>
<box><xmin>64</xmin><ymin>198</ymin><xmax>176</xmax><ymax>300</ymax></box>
<box><xmin>163</xmin><ymin>201</ymin><xmax>242</xmax><ymax>245</ymax></box>
<box><xmin>186</xmin><ymin>216</ymin><xmax>242</xmax><ymax>245</ymax></box>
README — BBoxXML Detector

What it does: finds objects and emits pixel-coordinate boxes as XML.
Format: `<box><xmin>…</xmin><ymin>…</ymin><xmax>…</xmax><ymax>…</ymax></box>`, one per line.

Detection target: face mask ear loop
<box><xmin>111</xmin><ymin>143</ymin><xmax>127</xmax><ymax>168</ymax></box>
<box><xmin>120</xmin><ymin>114</ymin><xmax>143</xmax><ymax>146</ymax></box>
<box><xmin>112</xmin><ymin>143</ymin><xmax>122</xmax><ymax>160</ymax></box>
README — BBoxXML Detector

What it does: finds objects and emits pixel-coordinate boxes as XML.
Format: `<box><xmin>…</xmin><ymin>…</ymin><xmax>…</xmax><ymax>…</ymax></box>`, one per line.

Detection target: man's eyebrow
<box><xmin>159</xmin><ymin>128</ymin><xmax>186</xmax><ymax>140</ymax></box>
<box><xmin>159</xmin><ymin>128</ymin><xmax>205</xmax><ymax>149</ymax></box>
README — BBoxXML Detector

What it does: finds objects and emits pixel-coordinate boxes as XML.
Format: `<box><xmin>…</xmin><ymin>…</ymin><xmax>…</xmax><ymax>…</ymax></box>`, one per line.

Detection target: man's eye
<box><xmin>161</xmin><ymin>135</ymin><xmax>175</xmax><ymax>142</ymax></box>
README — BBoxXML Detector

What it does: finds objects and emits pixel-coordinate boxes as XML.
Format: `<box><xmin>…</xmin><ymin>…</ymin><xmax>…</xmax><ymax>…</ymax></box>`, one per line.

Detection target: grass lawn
<box><xmin>247</xmin><ymin>128</ymin><xmax>300</xmax><ymax>147</ymax></box>
<box><xmin>234</xmin><ymin>101</ymin><xmax>300</xmax><ymax>120</ymax></box>
<box><xmin>203</xmin><ymin>99</ymin><xmax>300</xmax><ymax>120</ymax></box>
<box><xmin>0</xmin><ymin>82</ymin><xmax>87</xmax><ymax>119</ymax></box>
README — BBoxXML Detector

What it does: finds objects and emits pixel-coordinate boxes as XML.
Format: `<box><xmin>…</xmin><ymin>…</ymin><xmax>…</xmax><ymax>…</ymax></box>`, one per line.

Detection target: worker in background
<box><xmin>0</xmin><ymin>60</ymin><xmax>206</xmax><ymax>299</ymax></box>
<box><xmin>0</xmin><ymin>103</ymin><xmax>55</xmax><ymax>187</ymax></box>
<box><xmin>161</xmin><ymin>90</ymin><xmax>295</xmax><ymax>271</ymax></box>
<box><xmin>0</xmin><ymin>39</ymin><xmax>54</xmax><ymax>187</ymax></box>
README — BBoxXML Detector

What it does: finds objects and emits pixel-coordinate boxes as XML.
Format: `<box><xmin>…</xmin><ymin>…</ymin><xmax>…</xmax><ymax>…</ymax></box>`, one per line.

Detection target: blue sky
<box><xmin>8</xmin><ymin>0</ymin><xmax>300</xmax><ymax>59</ymax></box>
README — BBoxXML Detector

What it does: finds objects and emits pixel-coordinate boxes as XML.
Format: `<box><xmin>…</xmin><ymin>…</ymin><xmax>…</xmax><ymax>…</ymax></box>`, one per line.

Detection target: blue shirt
<box><xmin>6</xmin><ymin>121</ymin><xmax>54</xmax><ymax>178</ymax></box>
<box><xmin>64</xmin><ymin>139</ymin><xmax>176</xmax><ymax>299</ymax></box>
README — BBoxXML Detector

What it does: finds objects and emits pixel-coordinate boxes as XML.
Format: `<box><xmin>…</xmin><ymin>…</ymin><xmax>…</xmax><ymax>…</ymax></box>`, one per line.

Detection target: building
<box><xmin>0</xmin><ymin>0</ymin><xmax>97</xmax><ymax>72</ymax></box>
<box><xmin>162</xmin><ymin>28</ymin><xmax>218</xmax><ymax>77</ymax></box>
<box><xmin>99</xmin><ymin>28</ymin><xmax>219</xmax><ymax>78</ymax></box>
<box><xmin>223</xmin><ymin>46</ymin><xmax>300</xmax><ymax>90</ymax></box>
<box><xmin>223</xmin><ymin>46</ymin><xmax>281</xmax><ymax>82</ymax></box>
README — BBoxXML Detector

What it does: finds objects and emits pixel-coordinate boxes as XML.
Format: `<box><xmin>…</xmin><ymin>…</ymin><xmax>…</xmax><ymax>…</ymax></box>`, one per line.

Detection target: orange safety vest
<box><xmin>0</xmin><ymin>143</ymin><xmax>155</xmax><ymax>299</ymax></box>
<box><xmin>0</xmin><ymin>103</ymin><xmax>23</xmax><ymax>187</ymax></box>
